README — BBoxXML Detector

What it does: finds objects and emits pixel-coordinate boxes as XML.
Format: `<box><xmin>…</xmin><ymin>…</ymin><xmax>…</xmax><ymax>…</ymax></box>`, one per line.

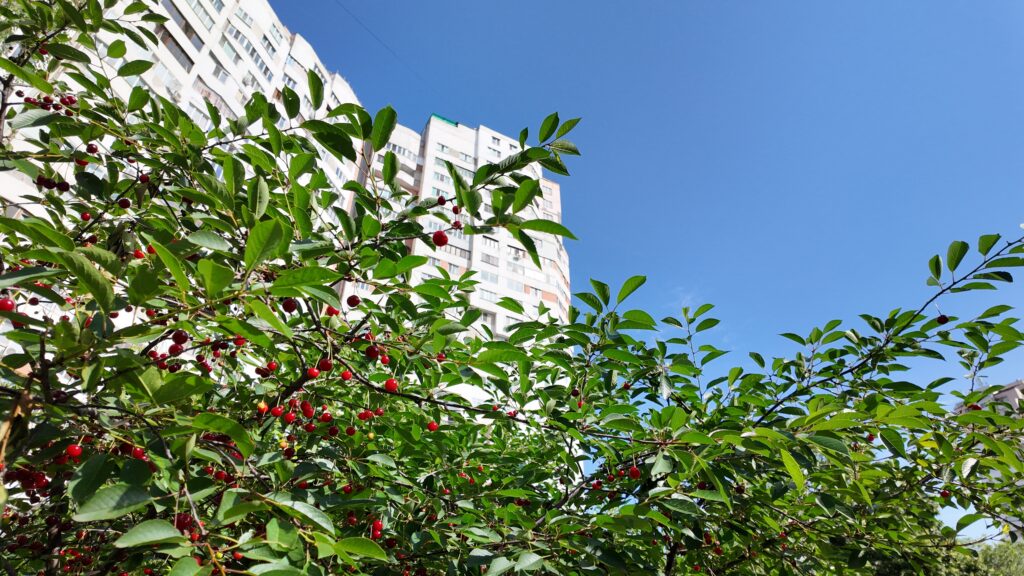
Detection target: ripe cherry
<box><xmin>866</xmin><ymin>433</ymin><xmax>876</xmax><ymax>442</ymax></box>
<box><xmin>270</xmin><ymin>406</ymin><xmax>284</xmax><ymax>417</ymax></box>
<box><xmin>436</xmin><ymin>352</ymin><xmax>446</xmax><ymax>361</ymax></box>
<box><xmin>0</xmin><ymin>298</ymin><xmax>15</xmax><ymax>312</ymax></box>
<box><xmin>80</xmin><ymin>212</ymin><xmax>91</xmax><ymax>221</ymax></box>
<box><xmin>436</xmin><ymin>196</ymin><xmax>446</xmax><ymax>206</ymax></box>
<box><xmin>86</xmin><ymin>143</ymin><xmax>98</xmax><ymax>154</ymax></box>
<box><xmin>628</xmin><ymin>466</ymin><xmax>641</xmax><ymax>480</ymax></box>
<box><xmin>347</xmin><ymin>294</ymin><xmax>361</xmax><ymax>307</ymax></box>
<box><xmin>431</xmin><ymin>230</ymin><xmax>448</xmax><ymax>247</ymax></box>
<box><xmin>267</xmin><ymin>361</ymin><xmax>278</xmax><ymax>371</ymax></box>
<box><xmin>380</xmin><ymin>355</ymin><xmax>390</xmax><ymax>365</ymax></box>
<box><xmin>452</xmin><ymin>220</ymin><xmax>463</xmax><ymax>230</ymax></box>
<box><xmin>306</xmin><ymin>367</ymin><xmax>320</xmax><ymax>379</ymax></box>
<box><xmin>65</xmin><ymin>444</ymin><xmax>83</xmax><ymax>458</ymax></box>
<box><xmin>232</xmin><ymin>552</ymin><xmax>243</xmax><ymax>561</ymax></box>
<box><xmin>342</xmin><ymin>484</ymin><xmax>353</xmax><ymax>494</ymax></box>
<box><xmin>171</xmin><ymin>330</ymin><xmax>189</xmax><ymax>345</ymax></box>
<box><xmin>384</xmin><ymin>378</ymin><xmax>399</xmax><ymax>393</ymax></box>
<box><xmin>257</xmin><ymin>401</ymin><xmax>268</xmax><ymax>414</ymax></box>
<box><xmin>319</xmin><ymin>412</ymin><xmax>332</xmax><ymax>423</ymax></box>
<box><xmin>365</xmin><ymin>345</ymin><xmax>380</xmax><ymax>361</ymax></box>
<box><xmin>968</xmin><ymin>403</ymin><xmax>983</xmax><ymax>411</ymax></box>
<box><xmin>131</xmin><ymin>447</ymin><xmax>146</xmax><ymax>460</ymax></box>
<box><xmin>374</xmin><ymin>407</ymin><xmax>385</xmax><ymax>416</ymax></box>
<box><xmin>139</xmin><ymin>174</ymin><xmax>150</xmax><ymax>183</ymax></box>
<box><xmin>325</xmin><ymin>305</ymin><xmax>340</xmax><ymax>316</ymax></box>
<box><xmin>345</xmin><ymin>426</ymin><xmax>356</xmax><ymax>436</ymax></box>
<box><xmin>133</xmin><ymin>249</ymin><xmax>146</xmax><ymax>259</ymax></box>
<box><xmin>317</xmin><ymin>358</ymin><xmax>333</xmax><ymax>372</ymax></box>
<box><xmin>117</xmin><ymin>198</ymin><xmax>131</xmax><ymax>209</ymax></box>
<box><xmin>940</xmin><ymin>489</ymin><xmax>952</xmax><ymax>499</ymax></box>
<box><xmin>452</xmin><ymin>205</ymin><xmax>461</xmax><ymax>215</ymax></box>
<box><xmin>282</xmin><ymin>298</ymin><xmax>297</xmax><ymax>313</ymax></box>
<box><xmin>426</xmin><ymin>421</ymin><xmax>439</xmax><ymax>432</ymax></box>
<box><xmin>341</xmin><ymin>370</ymin><xmax>353</xmax><ymax>381</ymax></box>
<box><xmin>937</xmin><ymin>314</ymin><xmax>949</xmax><ymax>325</ymax></box>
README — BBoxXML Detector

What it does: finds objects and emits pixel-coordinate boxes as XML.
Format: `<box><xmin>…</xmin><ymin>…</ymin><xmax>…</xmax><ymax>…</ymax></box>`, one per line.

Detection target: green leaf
<box><xmin>46</xmin><ymin>43</ymin><xmax>90</xmax><ymax>62</ymax></box>
<box><xmin>142</xmin><ymin>236</ymin><xmax>188</xmax><ymax>300</ymax></box>
<box><xmin>307</xmin><ymin>69</ymin><xmax>324</xmax><ymax>110</ymax></box>
<box><xmin>192</xmin><ymin>413</ymin><xmax>255</xmax><ymax>458</ymax></box>
<box><xmin>152</xmin><ymin>374</ymin><xmax>214</xmax><ymax>405</ymax></box>
<box><xmin>244</xmin><ymin>219</ymin><xmax>285</xmax><ymax>271</ymax></box>
<box><xmin>188</xmin><ymin>230</ymin><xmax>232</xmax><ymax>252</ymax></box>
<box><xmin>0</xmin><ymin>56</ymin><xmax>53</xmax><ymax>94</ymax></box>
<box><xmin>555</xmin><ymin>117</ymin><xmax>581</xmax><ymax>139</ymax></box>
<box><xmin>538</xmin><ymin>112</ymin><xmax>559</xmax><ymax>142</ymax></box>
<box><xmin>73</xmin><ymin>484</ymin><xmax>151</xmax><ymax>521</ymax></box>
<box><xmin>250</xmin><ymin>299</ymin><xmax>293</xmax><ymax>338</ymax></box>
<box><xmin>251</xmin><ymin>177</ymin><xmax>270</xmax><ymax>220</ymax></box>
<box><xmin>518</xmin><ymin>219</ymin><xmax>576</xmax><ymax>240</ymax></box>
<box><xmin>929</xmin><ymin>255</ymin><xmax>942</xmax><ymax>280</ymax></box>
<box><xmin>484</xmin><ymin>556</ymin><xmax>514</xmax><ymax>576</ymax></box>
<box><xmin>114</xmin><ymin>520</ymin><xmax>187</xmax><ymax>547</ymax></box>
<box><xmin>946</xmin><ymin>240</ymin><xmax>969</xmax><ymax>272</ymax></box>
<box><xmin>334</xmin><ymin>537</ymin><xmax>386</xmax><ymax>560</ymax></box>
<box><xmin>107</xmin><ymin>39</ymin><xmax>127</xmax><ymax>59</ymax></box>
<box><xmin>806</xmin><ymin>435</ymin><xmax>849</xmax><ymax>456</ymax></box>
<box><xmin>57</xmin><ymin>251</ymin><xmax>113</xmax><ymax>313</ymax></box>
<box><xmin>272</xmin><ymin>267</ymin><xmax>342</xmax><ymax>289</ymax></box>
<box><xmin>370</xmin><ymin>105</ymin><xmax>397</xmax><ymax>151</ymax></box>
<box><xmin>616</xmin><ymin>275</ymin><xmax>646</xmax><ymax>304</ymax></box>
<box><xmin>127</xmin><ymin>85</ymin><xmax>149</xmax><ymax>111</ymax></box>
<box><xmin>69</xmin><ymin>454</ymin><xmax>111</xmax><ymax>503</ymax></box>
<box><xmin>282</xmin><ymin>86</ymin><xmax>300</xmax><ymax>118</ymax></box>
<box><xmin>56</xmin><ymin>0</ymin><xmax>89</xmax><ymax>29</ymax></box>
<box><xmin>197</xmin><ymin>259</ymin><xmax>234</xmax><ymax>297</ymax></box>
<box><xmin>273</xmin><ymin>498</ymin><xmax>336</xmax><ymax>536</ymax></box>
<box><xmin>515</xmin><ymin>551</ymin><xmax>545</xmax><ymax>571</ymax></box>
<box><xmin>780</xmin><ymin>449</ymin><xmax>805</xmax><ymax>492</ymax></box>
<box><xmin>880</xmin><ymin>429</ymin><xmax>908</xmax><ymax>460</ymax></box>
<box><xmin>476</xmin><ymin>348</ymin><xmax>529</xmax><ymax>364</ymax></box>
<box><xmin>288</xmin><ymin>153</ymin><xmax>316</xmax><ymax>181</ymax></box>
<box><xmin>118</xmin><ymin>60</ymin><xmax>154</xmax><ymax>77</ymax></box>
<box><xmin>167</xmin><ymin>557</ymin><xmax>207</xmax><ymax>576</ymax></box>
<box><xmin>978</xmin><ymin>234</ymin><xmax>1001</xmax><ymax>256</ymax></box>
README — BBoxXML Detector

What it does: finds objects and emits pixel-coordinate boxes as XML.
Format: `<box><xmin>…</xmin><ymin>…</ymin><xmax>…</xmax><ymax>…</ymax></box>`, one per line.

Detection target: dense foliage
<box><xmin>1</xmin><ymin>1</ymin><xmax>1023</xmax><ymax>575</ymax></box>
<box><xmin>874</xmin><ymin>540</ymin><xmax>1024</xmax><ymax>576</ymax></box>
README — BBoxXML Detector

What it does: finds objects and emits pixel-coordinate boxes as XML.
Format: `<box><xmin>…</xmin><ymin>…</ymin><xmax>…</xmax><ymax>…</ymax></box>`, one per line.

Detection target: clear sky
<box><xmin>271</xmin><ymin>0</ymin><xmax>1024</xmax><ymax>535</ymax></box>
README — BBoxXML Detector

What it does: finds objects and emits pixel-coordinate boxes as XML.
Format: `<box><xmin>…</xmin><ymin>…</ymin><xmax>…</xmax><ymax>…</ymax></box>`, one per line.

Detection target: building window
<box><xmin>441</xmin><ymin>245</ymin><xmax>470</xmax><ymax>259</ymax></box>
<box><xmin>220</xmin><ymin>35</ymin><xmax>240</xmax><ymax>64</ymax></box>
<box><xmin>428</xmin><ymin>257</ymin><xmax>441</xmax><ymax>268</ymax></box>
<box><xmin>437</xmin><ymin>143</ymin><xmax>449</xmax><ymax>153</ymax></box>
<box><xmin>508</xmin><ymin>246</ymin><xmax>525</xmax><ymax>260</ymax></box>
<box><xmin>482</xmin><ymin>236</ymin><xmax>498</xmax><ymax>250</ymax></box>
<box><xmin>507</xmin><ymin>262</ymin><xmax>525</xmax><ymax>276</ymax></box>
<box><xmin>283</xmin><ymin>74</ymin><xmax>298</xmax><ymax>90</ymax></box>
<box><xmin>269</xmin><ymin>24</ymin><xmax>285</xmax><ymax>45</ymax></box>
<box><xmin>261</xmin><ymin>35</ymin><xmax>277</xmax><ymax>57</ymax></box>
<box><xmin>480</xmin><ymin>270</ymin><xmax>498</xmax><ymax>284</ymax></box>
<box><xmin>226</xmin><ymin>23</ymin><xmax>272</xmax><ymax>81</ymax></box>
<box><xmin>434</xmin><ymin>172</ymin><xmax>451</xmax><ymax>184</ymax></box>
<box><xmin>506</xmin><ymin>278</ymin><xmax>524</xmax><ymax>292</ymax></box>
<box><xmin>480</xmin><ymin>289</ymin><xmax>499</xmax><ymax>303</ymax></box>
<box><xmin>209</xmin><ymin>0</ymin><xmax>224</xmax><ymax>11</ymax></box>
<box><xmin>156</xmin><ymin>24</ymin><xmax>194</xmax><ymax>71</ymax></box>
<box><xmin>448</xmin><ymin>263</ymin><xmax>459</xmax><ymax>275</ymax></box>
<box><xmin>459</xmin><ymin>151</ymin><xmax>473</xmax><ymax>163</ymax></box>
<box><xmin>385</xmin><ymin>142</ymin><xmax>416</xmax><ymax>161</ymax></box>
<box><xmin>161</xmin><ymin>0</ymin><xmax>203</xmax><ymax>50</ymax></box>
<box><xmin>491</xmin><ymin>136</ymin><xmax>500</xmax><ymax>145</ymax></box>
<box><xmin>210</xmin><ymin>56</ymin><xmax>229</xmax><ymax>83</ymax></box>
<box><xmin>481</xmin><ymin>254</ymin><xmax>498</xmax><ymax>266</ymax></box>
<box><xmin>234</xmin><ymin>6</ymin><xmax>253</xmax><ymax>26</ymax></box>
<box><xmin>488</xmin><ymin>147</ymin><xmax>501</xmax><ymax>158</ymax></box>
<box><xmin>183</xmin><ymin>0</ymin><xmax>214</xmax><ymax>30</ymax></box>
<box><xmin>509</xmin><ymin>142</ymin><xmax>517</xmax><ymax>151</ymax></box>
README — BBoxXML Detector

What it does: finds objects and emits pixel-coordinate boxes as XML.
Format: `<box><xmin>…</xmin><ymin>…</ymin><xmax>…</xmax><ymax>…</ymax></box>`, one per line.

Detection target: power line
<box><xmin>328</xmin><ymin>0</ymin><xmax>433</xmax><ymax>90</ymax></box>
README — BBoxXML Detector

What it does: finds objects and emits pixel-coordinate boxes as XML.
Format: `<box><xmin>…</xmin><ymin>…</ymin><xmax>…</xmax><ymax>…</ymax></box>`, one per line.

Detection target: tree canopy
<box><xmin>1</xmin><ymin>1</ymin><xmax>1023</xmax><ymax>575</ymax></box>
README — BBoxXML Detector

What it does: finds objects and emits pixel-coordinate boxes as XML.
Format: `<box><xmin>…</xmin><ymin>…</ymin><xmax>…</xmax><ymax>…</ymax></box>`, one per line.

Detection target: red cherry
<box><xmin>436</xmin><ymin>196</ymin><xmax>446</xmax><ymax>206</ymax></box>
<box><xmin>325</xmin><ymin>305</ymin><xmax>340</xmax><ymax>316</ymax></box>
<box><xmin>345</xmin><ymin>426</ymin><xmax>356</xmax><ymax>436</ymax></box>
<box><xmin>283</xmin><ymin>412</ymin><xmax>297</xmax><ymax>424</ymax></box>
<box><xmin>452</xmin><ymin>205</ymin><xmax>462</xmax><ymax>215</ymax></box>
<box><xmin>342</xmin><ymin>484</ymin><xmax>353</xmax><ymax>494</ymax></box>
<box><xmin>380</xmin><ymin>355</ymin><xmax>390</xmax><ymax>365</ymax></box>
<box><xmin>328</xmin><ymin>426</ymin><xmax>339</xmax><ymax>436</ymax></box>
<box><xmin>86</xmin><ymin>143</ymin><xmax>98</xmax><ymax>154</ymax></box>
<box><xmin>65</xmin><ymin>444</ymin><xmax>83</xmax><ymax>457</ymax></box>
<box><xmin>306</xmin><ymin>367</ymin><xmax>320</xmax><ymax>379</ymax></box>
<box><xmin>80</xmin><ymin>212</ymin><xmax>91</xmax><ymax>221</ymax></box>
<box><xmin>232</xmin><ymin>552</ymin><xmax>243</xmax><ymax>561</ymax></box>
<box><xmin>117</xmin><ymin>198</ymin><xmax>131</xmax><ymax>209</ymax></box>
<box><xmin>968</xmin><ymin>403</ymin><xmax>983</xmax><ymax>411</ymax></box>
<box><xmin>431</xmin><ymin>230</ymin><xmax>448</xmax><ymax>247</ymax></box>
<box><xmin>374</xmin><ymin>407</ymin><xmax>385</xmax><ymax>416</ymax></box>
<box><xmin>452</xmin><ymin>221</ymin><xmax>463</xmax><ymax>230</ymax></box>
<box><xmin>713</xmin><ymin>546</ymin><xmax>723</xmax><ymax>556</ymax></box>
<box><xmin>139</xmin><ymin>174</ymin><xmax>150</xmax><ymax>183</ymax></box>
<box><xmin>75</xmin><ymin>158</ymin><xmax>89</xmax><ymax>166</ymax></box>
<box><xmin>282</xmin><ymin>298</ymin><xmax>297</xmax><ymax>313</ymax></box>
<box><xmin>384</xmin><ymin>378</ymin><xmax>399</xmax><ymax>393</ymax></box>
<box><xmin>940</xmin><ymin>489</ymin><xmax>952</xmax><ymax>499</ymax></box>
<box><xmin>436</xmin><ymin>352</ymin><xmax>446</xmax><ymax>361</ymax></box>
<box><xmin>365</xmin><ymin>345</ymin><xmax>380</xmax><ymax>361</ymax></box>
<box><xmin>317</xmin><ymin>358</ymin><xmax>333</xmax><ymax>372</ymax></box>
<box><xmin>171</xmin><ymin>330</ymin><xmax>189</xmax><ymax>345</ymax></box>
<box><xmin>346</xmin><ymin>294</ymin><xmax>361</xmax><ymax>307</ymax></box>
<box><xmin>270</xmin><ymin>406</ymin><xmax>284</xmax><ymax>417</ymax></box>
<box><xmin>0</xmin><ymin>298</ymin><xmax>14</xmax><ymax>312</ymax></box>
<box><xmin>426</xmin><ymin>421</ymin><xmax>439</xmax><ymax>432</ymax></box>
<box><xmin>341</xmin><ymin>370</ymin><xmax>353</xmax><ymax>381</ymax></box>
<box><xmin>133</xmin><ymin>249</ymin><xmax>146</xmax><ymax>259</ymax></box>
<box><xmin>937</xmin><ymin>314</ymin><xmax>949</xmax><ymax>325</ymax></box>
<box><xmin>257</xmin><ymin>401</ymin><xmax>269</xmax><ymax>414</ymax></box>
<box><xmin>622</xmin><ymin>382</ymin><xmax>631</xmax><ymax>390</ymax></box>
<box><xmin>131</xmin><ymin>447</ymin><xmax>145</xmax><ymax>460</ymax></box>
<box><xmin>319</xmin><ymin>412</ymin><xmax>332</xmax><ymax>423</ymax></box>
<box><xmin>628</xmin><ymin>466</ymin><xmax>641</xmax><ymax>480</ymax></box>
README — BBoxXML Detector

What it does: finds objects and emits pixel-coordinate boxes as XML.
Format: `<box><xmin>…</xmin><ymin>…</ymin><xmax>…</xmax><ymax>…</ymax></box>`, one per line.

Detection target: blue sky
<box><xmin>271</xmin><ymin>0</ymin><xmax>1024</xmax><ymax>536</ymax></box>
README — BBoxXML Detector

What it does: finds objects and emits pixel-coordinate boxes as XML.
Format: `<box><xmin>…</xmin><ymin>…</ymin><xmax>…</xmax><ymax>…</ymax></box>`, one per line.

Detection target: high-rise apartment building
<box><xmin>354</xmin><ymin>114</ymin><xmax>572</xmax><ymax>337</ymax></box>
